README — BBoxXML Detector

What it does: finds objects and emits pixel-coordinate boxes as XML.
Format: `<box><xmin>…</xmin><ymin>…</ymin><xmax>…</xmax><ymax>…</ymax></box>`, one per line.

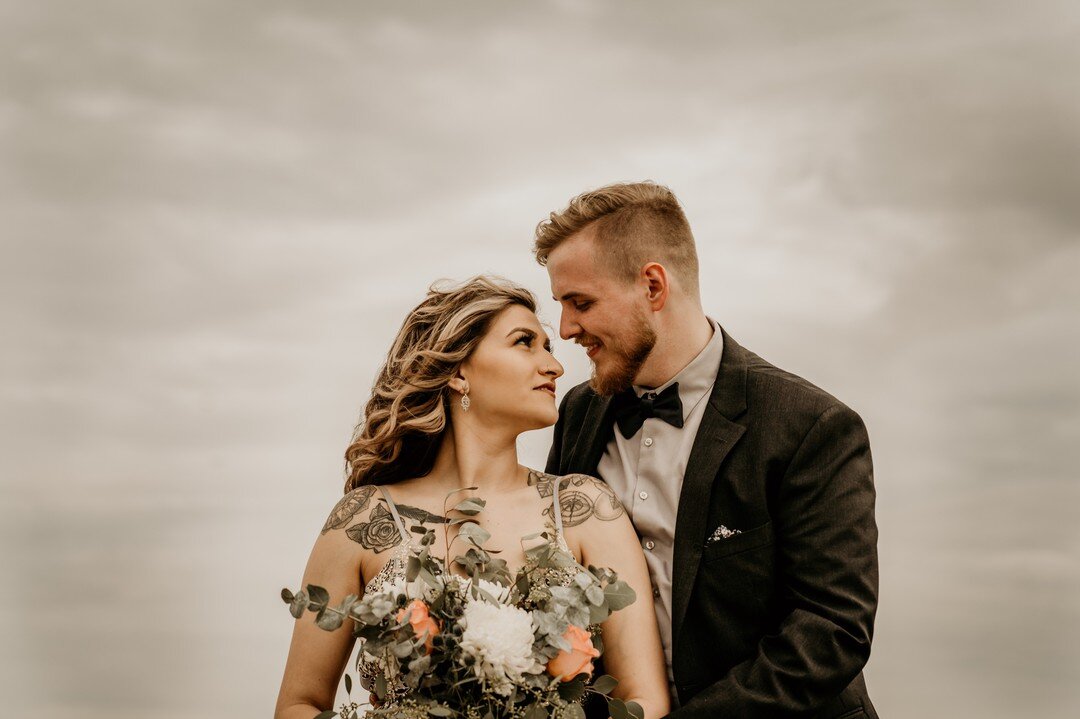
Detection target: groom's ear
<box><xmin>642</xmin><ymin>262</ymin><xmax>670</xmax><ymax>310</ymax></box>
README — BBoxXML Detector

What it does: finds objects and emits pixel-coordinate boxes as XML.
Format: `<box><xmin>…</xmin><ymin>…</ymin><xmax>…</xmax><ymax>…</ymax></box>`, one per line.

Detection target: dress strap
<box><xmin>551</xmin><ymin>475</ymin><xmax>566</xmax><ymax>545</ymax></box>
<box><xmin>377</xmin><ymin>485</ymin><xmax>413</xmax><ymax>548</ymax></box>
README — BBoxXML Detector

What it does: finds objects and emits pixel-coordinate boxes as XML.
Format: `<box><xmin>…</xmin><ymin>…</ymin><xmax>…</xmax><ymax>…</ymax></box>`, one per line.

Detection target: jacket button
<box><xmin>644</xmin><ymin>539</ymin><xmax>655</xmax><ymax>550</ymax></box>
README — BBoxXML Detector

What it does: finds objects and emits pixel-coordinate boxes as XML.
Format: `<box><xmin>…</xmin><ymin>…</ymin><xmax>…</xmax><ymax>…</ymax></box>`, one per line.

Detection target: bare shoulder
<box><xmin>525</xmin><ymin>469</ymin><xmax>626</xmax><ymax>528</ymax></box>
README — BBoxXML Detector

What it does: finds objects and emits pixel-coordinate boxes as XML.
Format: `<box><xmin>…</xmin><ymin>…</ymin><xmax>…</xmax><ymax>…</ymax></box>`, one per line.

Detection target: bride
<box><xmin>274</xmin><ymin>276</ymin><xmax>670</xmax><ymax>719</ymax></box>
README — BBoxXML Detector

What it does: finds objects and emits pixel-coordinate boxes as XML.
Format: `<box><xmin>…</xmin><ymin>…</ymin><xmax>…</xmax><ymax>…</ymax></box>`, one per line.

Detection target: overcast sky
<box><xmin>2</xmin><ymin>1</ymin><xmax>1078</xmax><ymax>717</ymax></box>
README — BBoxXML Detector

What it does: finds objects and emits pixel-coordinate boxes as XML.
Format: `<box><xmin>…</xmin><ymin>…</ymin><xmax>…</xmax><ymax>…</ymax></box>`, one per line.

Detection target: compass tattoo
<box><xmin>531</xmin><ymin>470</ymin><xmax>625</xmax><ymax>525</ymax></box>
<box><xmin>321</xmin><ymin>485</ymin><xmax>376</xmax><ymax>534</ymax></box>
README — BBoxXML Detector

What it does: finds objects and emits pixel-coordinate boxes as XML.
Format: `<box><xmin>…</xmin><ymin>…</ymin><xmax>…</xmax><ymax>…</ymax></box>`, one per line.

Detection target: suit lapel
<box><xmin>567</xmin><ymin>392</ymin><xmax>614</xmax><ymax>474</ymax></box>
<box><xmin>670</xmin><ymin>328</ymin><xmax>749</xmax><ymax>652</ymax></box>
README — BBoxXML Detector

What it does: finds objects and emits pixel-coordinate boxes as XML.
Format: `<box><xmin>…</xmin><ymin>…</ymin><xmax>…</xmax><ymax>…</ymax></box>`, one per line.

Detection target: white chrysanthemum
<box><xmin>478</xmin><ymin>580</ymin><xmax>510</xmax><ymax>603</ymax></box>
<box><xmin>459</xmin><ymin>599</ymin><xmax>539</xmax><ymax>695</ymax></box>
<box><xmin>449</xmin><ymin>575</ymin><xmax>512</xmax><ymax>604</ymax></box>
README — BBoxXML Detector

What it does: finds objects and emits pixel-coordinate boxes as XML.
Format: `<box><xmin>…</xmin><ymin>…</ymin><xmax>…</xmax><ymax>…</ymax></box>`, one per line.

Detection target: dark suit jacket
<box><xmin>546</xmin><ymin>328</ymin><xmax>879</xmax><ymax>719</ymax></box>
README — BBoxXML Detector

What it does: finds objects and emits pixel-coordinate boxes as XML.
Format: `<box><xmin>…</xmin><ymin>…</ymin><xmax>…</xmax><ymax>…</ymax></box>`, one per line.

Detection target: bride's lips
<box><xmin>534</xmin><ymin>382</ymin><xmax>556</xmax><ymax>398</ymax></box>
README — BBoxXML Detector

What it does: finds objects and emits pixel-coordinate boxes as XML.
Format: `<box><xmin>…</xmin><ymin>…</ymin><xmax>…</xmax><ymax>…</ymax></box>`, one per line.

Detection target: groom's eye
<box><xmin>574</xmin><ymin>301</ymin><xmax>592</xmax><ymax>311</ymax></box>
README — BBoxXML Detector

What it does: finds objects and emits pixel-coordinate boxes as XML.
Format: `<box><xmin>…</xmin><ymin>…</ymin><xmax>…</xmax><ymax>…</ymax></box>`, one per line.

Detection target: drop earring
<box><xmin>460</xmin><ymin>386</ymin><xmax>471</xmax><ymax>412</ymax></box>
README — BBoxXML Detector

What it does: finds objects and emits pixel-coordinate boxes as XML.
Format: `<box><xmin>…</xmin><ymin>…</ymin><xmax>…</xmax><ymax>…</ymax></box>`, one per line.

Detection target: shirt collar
<box><xmin>632</xmin><ymin>316</ymin><xmax>724</xmax><ymax>421</ymax></box>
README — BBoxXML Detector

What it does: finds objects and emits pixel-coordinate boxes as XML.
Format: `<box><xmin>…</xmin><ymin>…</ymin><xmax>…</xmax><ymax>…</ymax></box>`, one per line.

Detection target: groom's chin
<box><xmin>588</xmin><ymin>366</ymin><xmax>632</xmax><ymax>398</ymax></box>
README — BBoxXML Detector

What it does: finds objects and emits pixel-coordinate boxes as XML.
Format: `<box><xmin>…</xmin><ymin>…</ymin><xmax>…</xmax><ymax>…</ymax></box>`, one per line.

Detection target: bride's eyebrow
<box><xmin>506</xmin><ymin>327</ymin><xmax>552</xmax><ymax>352</ymax></box>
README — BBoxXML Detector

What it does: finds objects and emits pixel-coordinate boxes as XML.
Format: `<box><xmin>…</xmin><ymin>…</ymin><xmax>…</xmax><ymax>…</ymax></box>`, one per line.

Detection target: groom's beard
<box><xmin>588</xmin><ymin>311</ymin><xmax>657</xmax><ymax>397</ymax></box>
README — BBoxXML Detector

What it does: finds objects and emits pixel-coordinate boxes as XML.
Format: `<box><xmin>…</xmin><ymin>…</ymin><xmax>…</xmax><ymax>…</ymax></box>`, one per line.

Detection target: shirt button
<box><xmin>653</xmin><ymin>586</ymin><xmax>661</xmax><ymax>598</ymax></box>
<box><xmin>644</xmin><ymin>539</ymin><xmax>656</xmax><ymax>550</ymax></box>
<box><xmin>643</xmin><ymin>437</ymin><xmax>654</xmax><ymax>447</ymax></box>
<box><xmin>638</xmin><ymin>490</ymin><xmax>649</xmax><ymax>500</ymax></box>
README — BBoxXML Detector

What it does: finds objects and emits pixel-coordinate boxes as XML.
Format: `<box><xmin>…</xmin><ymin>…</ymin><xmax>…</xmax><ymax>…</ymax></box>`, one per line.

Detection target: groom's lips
<box><xmin>581</xmin><ymin>342</ymin><xmax>602</xmax><ymax>359</ymax></box>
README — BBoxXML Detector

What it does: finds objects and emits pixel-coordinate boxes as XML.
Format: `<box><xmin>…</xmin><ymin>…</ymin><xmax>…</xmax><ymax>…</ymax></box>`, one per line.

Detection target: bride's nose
<box><xmin>543</xmin><ymin>359</ymin><xmax>564</xmax><ymax>379</ymax></box>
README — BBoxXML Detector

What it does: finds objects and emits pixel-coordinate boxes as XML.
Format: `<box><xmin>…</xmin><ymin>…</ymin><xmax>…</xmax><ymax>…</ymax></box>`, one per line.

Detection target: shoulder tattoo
<box><xmin>345</xmin><ymin>502</ymin><xmax>402</xmax><ymax>553</ymax></box>
<box><xmin>321</xmin><ymin>485</ymin><xmax>376</xmax><ymax>534</ymax></box>
<box><xmin>532</xmin><ymin>471</ymin><xmax>625</xmax><ymax>526</ymax></box>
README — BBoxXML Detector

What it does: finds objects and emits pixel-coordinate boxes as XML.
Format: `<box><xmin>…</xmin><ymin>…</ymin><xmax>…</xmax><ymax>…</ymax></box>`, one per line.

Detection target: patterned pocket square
<box><xmin>707</xmin><ymin>524</ymin><xmax>743</xmax><ymax>543</ymax></box>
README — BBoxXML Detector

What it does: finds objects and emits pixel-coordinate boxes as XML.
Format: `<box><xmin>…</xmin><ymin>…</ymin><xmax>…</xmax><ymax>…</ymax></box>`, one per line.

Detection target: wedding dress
<box><xmin>356</xmin><ymin>474</ymin><xmax>582</xmax><ymax>704</ymax></box>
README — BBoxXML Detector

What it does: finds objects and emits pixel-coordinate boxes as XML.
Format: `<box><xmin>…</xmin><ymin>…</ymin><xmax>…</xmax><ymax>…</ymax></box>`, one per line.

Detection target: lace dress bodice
<box><xmin>356</xmin><ymin>475</ymin><xmax>580</xmax><ymax>703</ymax></box>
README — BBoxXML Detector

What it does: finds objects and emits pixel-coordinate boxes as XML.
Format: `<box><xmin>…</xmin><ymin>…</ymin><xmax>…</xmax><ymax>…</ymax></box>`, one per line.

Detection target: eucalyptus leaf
<box><xmin>306</xmin><ymin>584</ymin><xmax>330</xmax><ymax>610</ymax></box>
<box><xmin>557</xmin><ymin>677</ymin><xmax>586</xmax><ymax>702</ymax></box>
<box><xmin>427</xmin><ymin>706</ymin><xmax>453</xmax><ymax>717</ymax></box>
<box><xmin>457</xmin><ymin>521</ymin><xmax>491</xmax><ymax>547</ymax></box>
<box><xmin>626</xmin><ymin>700</ymin><xmax>644</xmax><ymax>719</ymax></box>
<box><xmin>591</xmin><ymin>674</ymin><xmax>618</xmax><ymax>695</ymax></box>
<box><xmin>289</xmin><ymin>590</ymin><xmax>309</xmax><ymax>619</ymax></box>
<box><xmin>523</xmin><ymin>704</ymin><xmax>548</xmax><ymax>719</ymax></box>
<box><xmin>603</xmin><ymin>581</ymin><xmax>636</xmax><ymax>611</ymax></box>
<box><xmin>344</xmin><ymin>673</ymin><xmax>352</xmax><ymax>694</ymax></box>
<box><xmin>608</xmin><ymin>698</ymin><xmax>631</xmax><ymax>719</ymax></box>
<box><xmin>280</xmin><ymin>587</ymin><xmax>294</xmax><ymax>603</ymax></box>
<box><xmin>316</xmin><ymin>610</ymin><xmax>344</xmax><ymax>631</ymax></box>
<box><xmin>314</xmin><ymin>711</ymin><xmax>337</xmax><ymax>719</ymax></box>
<box><xmin>417</xmin><ymin>566</ymin><xmax>440</xmax><ymax>588</ymax></box>
<box><xmin>452</xmin><ymin>498</ymin><xmax>486</xmax><ymax>515</ymax></box>
<box><xmin>406</xmin><ymin>555</ymin><xmax>421</xmax><ymax>582</ymax></box>
<box><xmin>563</xmin><ymin>704</ymin><xmax>585</xmax><ymax>719</ymax></box>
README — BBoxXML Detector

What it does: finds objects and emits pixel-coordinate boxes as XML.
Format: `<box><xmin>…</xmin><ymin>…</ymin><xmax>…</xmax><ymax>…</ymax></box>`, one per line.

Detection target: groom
<box><xmin>535</xmin><ymin>182</ymin><xmax>879</xmax><ymax>719</ymax></box>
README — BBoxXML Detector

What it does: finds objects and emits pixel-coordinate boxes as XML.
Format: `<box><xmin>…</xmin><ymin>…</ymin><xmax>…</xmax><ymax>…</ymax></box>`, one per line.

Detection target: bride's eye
<box><xmin>515</xmin><ymin>334</ymin><xmax>533</xmax><ymax>347</ymax></box>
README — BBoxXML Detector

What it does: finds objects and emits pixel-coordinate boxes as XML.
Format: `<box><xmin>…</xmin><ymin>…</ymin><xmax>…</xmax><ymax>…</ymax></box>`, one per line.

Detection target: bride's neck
<box><xmin>427</xmin><ymin>422</ymin><xmax>522</xmax><ymax>495</ymax></box>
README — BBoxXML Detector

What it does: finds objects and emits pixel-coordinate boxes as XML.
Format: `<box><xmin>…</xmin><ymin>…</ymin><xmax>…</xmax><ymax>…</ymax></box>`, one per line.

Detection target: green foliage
<box><xmin>282</xmin><ymin>488</ymin><xmax>641</xmax><ymax>719</ymax></box>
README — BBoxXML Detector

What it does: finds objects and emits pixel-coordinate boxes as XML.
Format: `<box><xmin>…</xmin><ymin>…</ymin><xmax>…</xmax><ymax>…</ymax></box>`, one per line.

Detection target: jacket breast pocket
<box><xmin>701</xmin><ymin>520</ymin><xmax>774</xmax><ymax>562</ymax></box>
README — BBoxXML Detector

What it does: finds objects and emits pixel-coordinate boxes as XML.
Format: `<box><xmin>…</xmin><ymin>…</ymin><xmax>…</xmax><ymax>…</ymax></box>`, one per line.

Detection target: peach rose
<box><xmin>397</xmin><ymin>599</ymin><xmax>440</xmax><ymax>654</ymax></box>
<box><xmin>546</xmin><ymin>624</ymin><xmax>600</xmax><ymax>681</ymax></box>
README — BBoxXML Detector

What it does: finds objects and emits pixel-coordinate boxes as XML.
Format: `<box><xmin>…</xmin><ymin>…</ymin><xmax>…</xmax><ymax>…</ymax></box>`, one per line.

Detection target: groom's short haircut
<box><xmin>533</xmin><ymin>181</ymin><xmax>700</xmax><ymax>298</ymax></box>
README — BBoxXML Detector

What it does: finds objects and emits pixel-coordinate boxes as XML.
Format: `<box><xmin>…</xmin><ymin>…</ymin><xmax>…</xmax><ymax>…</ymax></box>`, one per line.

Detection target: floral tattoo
<box><xmin>346</xmin><ymin>503</ymin><xmax>402</xmax><ymax>554</ymax></box>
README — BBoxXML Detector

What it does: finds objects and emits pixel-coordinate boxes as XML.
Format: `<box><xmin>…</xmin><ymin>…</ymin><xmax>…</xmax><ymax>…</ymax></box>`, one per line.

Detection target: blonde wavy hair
<box><xmin>343</xmin><ymin>275</ymin><xmax>538</xmax><ymax>492</ymax></box>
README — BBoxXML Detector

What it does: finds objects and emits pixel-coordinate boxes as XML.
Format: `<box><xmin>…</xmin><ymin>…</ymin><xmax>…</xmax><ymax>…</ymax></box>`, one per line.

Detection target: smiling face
<box><xmin>546</xmin><ymin>229</ymin><xmax>657</xmax><ymax>396</ymax></box>
<box><xmin>455</xmin><ymin>303</ymin><xmax>564</xmax><ymax>431</ymax></box>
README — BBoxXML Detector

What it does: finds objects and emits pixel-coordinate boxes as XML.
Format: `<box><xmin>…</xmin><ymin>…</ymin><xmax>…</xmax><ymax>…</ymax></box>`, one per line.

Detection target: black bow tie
<box><xmin>610</xmin><ymin>382</ymin><xmax>684</xmax><ymax>439</ymax></box>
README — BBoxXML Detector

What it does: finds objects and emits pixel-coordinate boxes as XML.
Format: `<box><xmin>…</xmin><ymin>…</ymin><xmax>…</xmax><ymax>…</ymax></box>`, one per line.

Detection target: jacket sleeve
<box><xmin>667</xmin><ymin>403</ymin><xmax>879</xmax><ymax>719</ymax></box>
<box><xmin>545</xmin><ymin>390</ymin><xmax>573</xmax><ymax>475</ymax></box>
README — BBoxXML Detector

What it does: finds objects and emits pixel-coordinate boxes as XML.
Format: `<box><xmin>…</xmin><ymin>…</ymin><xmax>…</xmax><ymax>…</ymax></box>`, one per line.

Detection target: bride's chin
<box><xmin>515</xmin><ymin>410</ymin><xmax>559</xmax><ymax>430</ymax></box>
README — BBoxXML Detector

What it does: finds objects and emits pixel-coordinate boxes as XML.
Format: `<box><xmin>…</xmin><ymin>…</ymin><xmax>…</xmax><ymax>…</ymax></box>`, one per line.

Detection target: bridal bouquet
<box><xmin>282</xmin><ymin>492</ymin><xmax>642</xmax><ymax>719</ymax></box>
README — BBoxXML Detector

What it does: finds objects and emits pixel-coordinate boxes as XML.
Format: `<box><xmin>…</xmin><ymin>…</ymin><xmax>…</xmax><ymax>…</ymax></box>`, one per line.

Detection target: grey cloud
<box><xmin>3</xmin><ymin>1</ymin><xmax>1079</xmax><ymax>717</ymax></box>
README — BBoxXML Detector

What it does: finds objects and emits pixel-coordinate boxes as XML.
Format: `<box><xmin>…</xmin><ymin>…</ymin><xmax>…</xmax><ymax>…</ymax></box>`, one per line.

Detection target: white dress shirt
<box><xmin>596</xmin><ymin>316</ymin><xmax>724</xmax><ymax>705</ymax></box>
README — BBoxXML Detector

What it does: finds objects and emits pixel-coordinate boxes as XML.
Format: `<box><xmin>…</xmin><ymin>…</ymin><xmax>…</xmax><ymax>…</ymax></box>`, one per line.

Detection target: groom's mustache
<box><xmin>575</xmin><ymin>334</ymin><xmax>602</xmax><ymax>349</ymax></box>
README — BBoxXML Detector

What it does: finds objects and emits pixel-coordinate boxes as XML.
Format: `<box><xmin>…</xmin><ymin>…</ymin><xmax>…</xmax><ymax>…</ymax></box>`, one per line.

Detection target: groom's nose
<box><xmin>559</xmin><ymin>312</ymin><xmax>580</xmax><ymax>341</ymax></box>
